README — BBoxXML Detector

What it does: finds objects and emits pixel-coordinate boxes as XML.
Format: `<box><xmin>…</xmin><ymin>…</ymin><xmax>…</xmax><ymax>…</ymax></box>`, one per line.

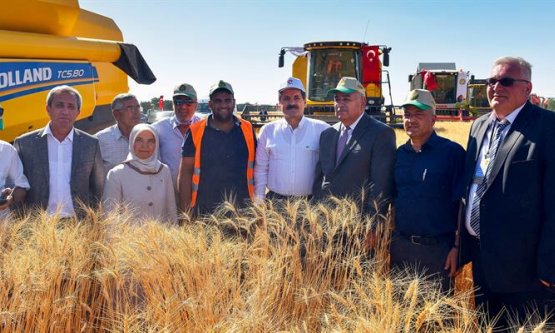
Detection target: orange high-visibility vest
<box><xmin>189</xmin><ymin>118</ymin><xmax>255</xmax><ymax>207</ymax></box>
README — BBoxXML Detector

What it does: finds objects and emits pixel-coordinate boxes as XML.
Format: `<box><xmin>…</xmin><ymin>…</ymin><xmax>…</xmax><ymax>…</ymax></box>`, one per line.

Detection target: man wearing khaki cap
<box><xmin>254</xmin><ymin>77</ymin><xmax>329</xmax><ymax>202</ymax></box>
<box><xmin>390</xmin><ymin>89</ymin><xmax>465</xmax><ymax>293</ymax></box>
<box><xmin>152</xmin><ymin>83</ymin><xmax>202</xmax><ymax>186</ymax></box>
<box><xmin>178</xmin><ymin>80</ymin><xmax>257</xmax><ymax>216</ymax></box>
<box><xmin>313</xmin><ymin>76</ymin><xmax>396</xmax><ymax>220</ymax></box>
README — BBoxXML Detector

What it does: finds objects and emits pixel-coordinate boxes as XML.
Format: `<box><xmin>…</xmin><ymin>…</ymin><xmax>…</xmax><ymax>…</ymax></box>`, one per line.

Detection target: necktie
<box><xmin>336</xmin><ymin>125</ymin><xmax>350</xmax><ymax>164</ymax></box>
<box><xmin>469</xmin><ymin>120</ymin><xmax>511</xmax><ymax>237</ymax></box>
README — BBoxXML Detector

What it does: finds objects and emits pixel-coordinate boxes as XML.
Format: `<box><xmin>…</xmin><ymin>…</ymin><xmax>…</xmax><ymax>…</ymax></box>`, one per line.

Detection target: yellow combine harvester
<box><xmin>278</xmin><ymin>41</ymin><xmax>394</xmax><ymax>123</ymax></box>
<box><xmin>0</xmin><ymin>0</ymin><xmax>155</xmax><ymax>142</ymax></box>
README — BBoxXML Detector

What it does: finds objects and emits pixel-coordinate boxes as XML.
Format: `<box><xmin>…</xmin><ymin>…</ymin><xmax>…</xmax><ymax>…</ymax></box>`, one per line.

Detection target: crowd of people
<box><xmin>0</xmin><ymin>56</ymin><xmax>553</xmax><ymax>329</ymax></box>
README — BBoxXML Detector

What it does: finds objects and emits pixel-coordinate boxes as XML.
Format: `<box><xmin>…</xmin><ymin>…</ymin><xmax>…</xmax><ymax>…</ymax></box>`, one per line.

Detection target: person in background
<box><xmin>152</xmin><ymin>83</ymin><xmax>202</xmax><ymax>186</ymax></box>
<box><xmin>103</xmin><ymin>123</ymin><xmax>177</xmax><ymax>224</ymax></box>
<box><xmin>96</xmin><ymin>93</ymin><xmax>142</xmax><ymax>176</ymax></box>
<box><xmin>0</xmin><ymin>139</ymin><xmax>30</xmax><ymax>221</ymax></box>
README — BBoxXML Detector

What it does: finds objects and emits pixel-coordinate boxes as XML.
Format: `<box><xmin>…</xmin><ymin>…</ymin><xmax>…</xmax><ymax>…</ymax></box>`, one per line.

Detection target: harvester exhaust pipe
<box><xmin>382</xmin><ymin>47</ymin><xmax>391</xmax><ymax>67</ymax></box>
<box><xmin>278</xmin><ymin>49</ymin><xmax>286</xmax><ymax>68</ymax></box>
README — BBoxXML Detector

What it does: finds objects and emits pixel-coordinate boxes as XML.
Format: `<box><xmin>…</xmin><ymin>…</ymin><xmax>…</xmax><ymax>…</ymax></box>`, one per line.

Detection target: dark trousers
<box><xmin>468</xmin><ymin>236</ymin><xmax>555</xmax><ymax>330</ymax></box>
<box><xmin>389</xmin><ymin>232</ymin><xmax>453</xmax><ymax>294</ymax></box>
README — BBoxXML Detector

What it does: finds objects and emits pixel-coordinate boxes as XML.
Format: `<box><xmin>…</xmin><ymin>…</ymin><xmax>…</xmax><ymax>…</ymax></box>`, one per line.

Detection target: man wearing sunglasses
<box><xmin>460</xmin><ymin>57</ymin><xmax>555</xmax><ymax>328</ymax></box>
<box><xmin>152</xmin><ymin>83</ymin><xmax>201</xmax><ymax>187</ymax></box>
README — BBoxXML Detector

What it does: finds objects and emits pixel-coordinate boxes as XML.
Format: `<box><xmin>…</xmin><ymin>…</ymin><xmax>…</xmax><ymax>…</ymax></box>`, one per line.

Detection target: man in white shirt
<box><xmin>95</xmin><ymin>93</ymin><xmax>141</xmax><ymax>175</ymax></box>
<box><xmin>254</xmin><ymin>77</ymin><xmax>329</xmax><ymax>202</ymax></box>
<box><xmin>152</xmin><ymin>83</ymin><xmax>201</xmax><ymax>186</ymax></box>
<box><xmin>13</xmin><ymin>85</ymin><xmax>104</xmax><ymax>219</ymax></box>
<box><xmin>0</xmin><ymin>140</ymin><xmax>30</xmax><ymax>220</ymax></box>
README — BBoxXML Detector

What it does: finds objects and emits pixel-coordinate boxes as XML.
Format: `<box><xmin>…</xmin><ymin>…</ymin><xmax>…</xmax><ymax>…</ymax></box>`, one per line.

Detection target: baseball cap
<box><xmin>209</xmin><ymin>80</ymin><xmax>234</xmax><ymax>97</ymax></box>
<box><xmin>279</xmin><ymin>77</ymin><xmax>306</xmax><ymax>93</ymax></box>
<box><xmin>401</xmin><ymin>89</ymin><xmax>436</xmax><ymax>111</ymax></box>
<box><xmin>173</xmin><ymin>83</ymin><xmax>197</xmax><ymax>100</ymax></box>
<box><xmin>327</xmin><ymin>77</ymin><xmax>366</xmax><ymax>97</ymax></box>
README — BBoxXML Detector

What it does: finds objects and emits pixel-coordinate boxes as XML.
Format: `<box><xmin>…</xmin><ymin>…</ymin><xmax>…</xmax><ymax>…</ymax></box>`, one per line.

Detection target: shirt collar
<box><xmin>172</xmin><ymin>114</ymin><xmax>201</xmax><ymax>129</ymax></box>
<box><xmin>206</xmin><ymin>114</ymin><xmax>242</xmax><ymax>127</ymax></box>
<box><xmin>285</xmin><ymin>116</ymin><xmax>306</xmax><ymax>131</ymax></box>
<box><xmin>344</xmin><ymin>112</ymin><xmax>364</xmax><ymax>131</ymax></box>
<box><xmin>42</xmin><ymin>123</ymin><xmax>74</xmax><ymax>142</ymax></box>
<box><xmin>113</xmin><ymin>124</ymin><xmax>126</xmax><ymax>140</ymax></box>
<box><xmin>401</xmin><ymin>131</ymin><xmax>439</xmax><ymax>152</ymax></box>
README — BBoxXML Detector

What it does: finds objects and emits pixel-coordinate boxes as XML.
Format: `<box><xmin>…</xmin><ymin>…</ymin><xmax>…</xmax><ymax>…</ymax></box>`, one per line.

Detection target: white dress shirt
<box><xmin>254</xmin><ymin>116</ymin><xmax>330</xmax><ymax>199</ymax></box>
<box><xmin>0</xmin><ymin>140</ymin><xmax>30</xmax><ymax>220</ymax></box>
<box><xmin>95</xmin><ymin>124</ymin><xmax>129</xmax><ymax>176</ymax></box>
<box><xmin>43</xmin><ymin>125</ymin><xmax>76</xmax><ymax>218</ymax></box>
<box><xmin>152</xmin><ymin>115</ymin><xmax>201</xmax><ymax>186</ymax></box>
<box><xmin>465</xmin><ymin>104</ymin><xmax>524</xmax><ymax>236</ymax></box>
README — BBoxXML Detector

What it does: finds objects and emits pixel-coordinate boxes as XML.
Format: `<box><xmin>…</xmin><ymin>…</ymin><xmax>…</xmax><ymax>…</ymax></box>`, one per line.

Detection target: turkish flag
<box><xmin>361</xmin><ymin>45</ymin><xmax>381</xmax><ymax>84</ymax></box>
<box><xmin>158</xmin><ymin>95</ymin><xmax>164</xmax><ymax>110</ymax></box>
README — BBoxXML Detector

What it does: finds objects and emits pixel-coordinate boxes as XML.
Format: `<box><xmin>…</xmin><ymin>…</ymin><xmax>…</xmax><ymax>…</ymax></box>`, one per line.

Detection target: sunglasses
<box><xmin>174</xmin><ymin>99</ymin><xmax>196</xmax><ymax>106</ymax></box>
<box><xmin>486</xmin><ymin>77</ymin><xmax>529</xmax><ymax>87</ymax></box>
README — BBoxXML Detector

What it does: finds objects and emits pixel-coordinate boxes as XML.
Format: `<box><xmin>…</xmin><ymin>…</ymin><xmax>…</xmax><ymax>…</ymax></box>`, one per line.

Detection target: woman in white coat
<box><xmin>103</xmin><ymin>124</ymin><xmax>177</xmax><ymax>224</ymax></box>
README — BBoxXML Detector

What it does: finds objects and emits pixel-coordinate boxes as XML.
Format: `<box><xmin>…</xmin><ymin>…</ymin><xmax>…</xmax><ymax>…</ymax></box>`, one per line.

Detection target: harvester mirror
<box><xmin>382</xmin><ymin>47</ymin><xmax>391</xmax><ymax>67</ymax></box>
<box><xmin>408</xmin><ymin>75</ymin><xmax>413</xmax><ymax>82</ymax></box>
<box><xmin>278</xmin><ymin>49</ymin><xmax>286</xmax><ymax>68</ymax></box>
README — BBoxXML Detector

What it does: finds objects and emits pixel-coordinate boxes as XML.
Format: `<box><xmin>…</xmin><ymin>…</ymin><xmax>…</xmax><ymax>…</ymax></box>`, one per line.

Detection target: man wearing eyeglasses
<box><xmin>152</xmin><ymin>83</ymin><xmax>202</xmax><ymax>187</ymax></box>
<box><xmin>96</xmin><ymin>93</ymin><xmax>142</xmax><ymax>176</ymax></box>
<box><xmin>460</xmin><ymin>57</ymin><xmax>555</xmax><ymax>328</ymax></box>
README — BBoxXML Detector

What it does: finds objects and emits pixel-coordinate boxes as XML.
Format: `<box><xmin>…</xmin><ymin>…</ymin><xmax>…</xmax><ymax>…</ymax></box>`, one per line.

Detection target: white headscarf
<box><xmin>125</xmin><ymin>124</ymin><xmax>161</xmax><ymax>173</ymax></box>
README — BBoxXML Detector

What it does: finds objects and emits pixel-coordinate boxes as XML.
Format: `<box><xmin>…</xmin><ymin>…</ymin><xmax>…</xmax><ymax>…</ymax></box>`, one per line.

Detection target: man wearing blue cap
<box><xmin>254</xmin><ymin>77</ymin><xmax>329</xmax><ymax>202</ymax></box>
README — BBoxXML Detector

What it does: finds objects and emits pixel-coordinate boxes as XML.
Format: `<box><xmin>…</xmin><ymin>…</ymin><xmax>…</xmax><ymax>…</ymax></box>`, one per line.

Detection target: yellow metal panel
<box><xmin>292</xmin><ymin>56</ymin><xmax>307</xmax><ymax>89</ymax></box>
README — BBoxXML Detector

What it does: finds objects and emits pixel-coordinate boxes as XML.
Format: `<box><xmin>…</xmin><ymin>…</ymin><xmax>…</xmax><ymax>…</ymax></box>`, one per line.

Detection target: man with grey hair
<box><xmin>95</xmin><ymin>93</ymin><xmax>141</xmax><ymax>175</ymax></box>
<box><xmin>390</xmin><ymin>89</ymin><xmax>465</xmax><ymax>293</ymax></box>
<box><xmin>460</xmin><ymin>56</ymin><xmax>555</xmax><ymax>327</ymax></box>
<box><xmin>13</xmin><ymin>85</ymin><xmax>104</xmax><ymax>219</ymax></box>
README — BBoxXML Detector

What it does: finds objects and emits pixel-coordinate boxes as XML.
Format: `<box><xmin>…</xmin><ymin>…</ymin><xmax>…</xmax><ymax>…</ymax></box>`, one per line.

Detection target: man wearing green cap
<box><xmin>152</xmin><ymin>83</ymin><xmax>202</xmax><ymax>187</ymax></box>
<box><xmin>391</xmin><ymin>89</ymin><xmax>465</xmax><ymax>293</ymax></box>
<box><xmin>178</xmin><ymin>80</ymin><xmax>257</xmax><ymax>216</ymax></box>
<box><xmin>313</xmin><ymin>77</ymin><xmax>396</xmax><ymax>227</ymax></box>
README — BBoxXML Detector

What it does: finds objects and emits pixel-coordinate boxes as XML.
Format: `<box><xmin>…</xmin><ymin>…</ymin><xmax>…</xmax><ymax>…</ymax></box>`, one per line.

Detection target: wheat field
<box><xmin>0</xmin><ymin>122</ymin><xmax>551</xmax><ymax>332</ymax></box>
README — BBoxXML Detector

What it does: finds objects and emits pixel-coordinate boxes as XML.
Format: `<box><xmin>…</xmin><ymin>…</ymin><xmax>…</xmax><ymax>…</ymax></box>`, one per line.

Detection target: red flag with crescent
<box><xmin>158</xmin><ymin>95</ymin><xmax>164</xmax><ymax>110</ymax></box>
<box><xmin>361</xmin><ymin>45</ymin><xmax>381</xmax><ymax>84</ymax></box>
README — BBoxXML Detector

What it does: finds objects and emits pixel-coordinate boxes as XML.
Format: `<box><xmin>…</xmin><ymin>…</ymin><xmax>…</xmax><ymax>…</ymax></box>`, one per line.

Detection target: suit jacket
<box><xmin>312</xmin><ymin>113</ymin><xmax>396</xmax><ymax>216</ymax></box>
<box><xmin>460</xmin><ymin>102</ymin><xmax>555</xmax><ymax>292</ymax></box>
<box><xmin>13</xmin><ymin>127</ymin><xmax>105</xmax><ymax>219</ymax></box>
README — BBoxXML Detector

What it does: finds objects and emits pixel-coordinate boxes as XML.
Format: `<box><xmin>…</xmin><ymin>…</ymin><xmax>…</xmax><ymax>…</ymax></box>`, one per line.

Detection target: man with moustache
<box><xmin>13</xmin><ymin>85</ymin><xmax>104</xmax><ymax>219</ymax></box>
<box><xmin>178</xmin><ymin>80</ymin><xmax>256</xmax><ymax>215</ymax></box>
<box><xmin>461</xmin><ymin>56</ymin><xmax>555</xmax><ymax>328</ymax></box>
<box><xmin>95</xmin><ymin>93</ymin><xmax>142</xmax><ymax>176</ymax></box>
<box><xmin>152</xmin><ymin>83</ymin><xmax>202</xmax><ymax>186</ymax></box>
<box><xmin>254</xmin><ymin>77</ymin><xmax>329</xmax><ymax>202</ymax></box>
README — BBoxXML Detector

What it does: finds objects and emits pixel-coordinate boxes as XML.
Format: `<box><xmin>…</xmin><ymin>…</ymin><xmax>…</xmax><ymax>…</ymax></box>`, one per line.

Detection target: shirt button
<box><xmin>147</xmin><ymin>186</ymin><xmax>152</xmax><ymax>191</ymax></box>
<box><xmin>148</xmin><ymin>202</ymin><xmax>153</xmax><ymax>207</ymax></box>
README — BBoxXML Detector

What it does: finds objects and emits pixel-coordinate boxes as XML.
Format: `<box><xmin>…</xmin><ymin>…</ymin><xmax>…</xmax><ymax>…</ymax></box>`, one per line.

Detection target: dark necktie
<box><xmin>336</xmin><ymin>125</ymin><xmax>350</xmax><ymax>164</ymax></box>
<box><xmin>469</xmin><ymin>120</ymin><xmax>511</xmax><ymax>237</ymax></box>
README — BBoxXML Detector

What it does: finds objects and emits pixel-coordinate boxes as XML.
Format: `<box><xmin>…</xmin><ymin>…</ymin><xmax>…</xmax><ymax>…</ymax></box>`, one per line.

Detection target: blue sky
<box><xmin>80</xmin><ymin>0</ymin><xmax>555</xmax><ymax>104</ymax></box>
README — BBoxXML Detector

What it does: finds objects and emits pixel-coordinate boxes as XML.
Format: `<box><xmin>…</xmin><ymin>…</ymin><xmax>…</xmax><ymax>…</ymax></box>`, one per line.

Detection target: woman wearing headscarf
<box><xmin>103</xmin><ymin>124</ymin><xmax>177</xmax><ymax>224</ymax></box>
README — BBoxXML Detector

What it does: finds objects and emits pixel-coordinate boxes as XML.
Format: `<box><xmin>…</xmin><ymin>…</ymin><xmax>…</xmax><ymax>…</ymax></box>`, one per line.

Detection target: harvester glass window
<box><xmin>308</xmin><ymin>49</ymin><xmax>358</xmax><ymax>101</ymax></box>
<box><xmin>430</xmin><ymin>74</ymin><xmax>457</xmax><ymax>104</ymax></box>
<box><xmin>469</xmin><ymin>85</ymin><xmax>489</xmax><ymax>107</ymax></box>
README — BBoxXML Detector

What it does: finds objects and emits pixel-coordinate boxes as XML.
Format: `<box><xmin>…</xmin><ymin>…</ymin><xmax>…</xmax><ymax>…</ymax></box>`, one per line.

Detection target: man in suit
<box><xmin>461</xmin><ymin>57</ymin><xmax>555</xmax><ymax>327</ymax></box>
<box><xmin>14</xmin><ymin>85</ymin><xmax>104</xmax><ymax>219</ymax></box>
<box><xmin>312</xmin><ymin>76</ymin><xmax>396</xmax><ymax>222</ymax></box>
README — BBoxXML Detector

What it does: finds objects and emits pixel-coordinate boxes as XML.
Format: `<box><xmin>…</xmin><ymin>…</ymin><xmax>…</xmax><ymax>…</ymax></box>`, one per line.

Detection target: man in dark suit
<box><xmin>461</xmin><ymin>57</ymin><xmax>555</xmax><ymax>327</ymax></box>
<box><xmin>312</xmin><ymin>76</ymin><xmax>396</xmax><ymax>220</ymax></box>
<box><xmin>14</xmin><ymin>85</ymin><xmax>104</xmax><ymax>219</ymax></box>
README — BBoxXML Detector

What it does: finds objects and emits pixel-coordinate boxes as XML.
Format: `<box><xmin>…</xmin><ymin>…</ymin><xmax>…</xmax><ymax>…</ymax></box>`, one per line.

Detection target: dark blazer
<box><xmin>13</xmin><ymin>127</ymin><xmax>105</xmax><ymax>218</ymax></box>
<box><xmin>460</xmin><ymin>102</ymin><xmax>555</xmax><ymax>292</ymax></box>
<box><xmin>312</xmin><ymin>113</ymin><xmax>396</xmax><ymax>216</ymax></box>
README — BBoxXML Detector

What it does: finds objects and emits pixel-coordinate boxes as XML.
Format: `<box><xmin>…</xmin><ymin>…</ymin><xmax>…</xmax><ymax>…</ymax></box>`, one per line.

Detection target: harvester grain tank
<box><xmin>278</xmin><ymin>41</ymin><xmax>394</xmax><ymax>123</ymax></box>
<box><xmin>0</xmin><ymin>0</ymin><xmax>156</xmax><ymax>142</ymax></box>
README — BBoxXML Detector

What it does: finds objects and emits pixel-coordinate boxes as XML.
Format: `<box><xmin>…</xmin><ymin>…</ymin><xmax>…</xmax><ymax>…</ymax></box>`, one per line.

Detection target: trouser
<box><xmin>468</xmin><ymin>236</ymin><xmax>555</xmax><ymax>331</ymax></box>
<box><xmin>389</xmin><ymin>231</ymin><xmax>454</xmax><ymax>294</ymax></box>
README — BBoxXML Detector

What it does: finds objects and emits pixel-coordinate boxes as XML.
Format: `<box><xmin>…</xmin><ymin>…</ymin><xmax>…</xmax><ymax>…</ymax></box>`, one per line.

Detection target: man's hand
<box><xmin>0</xmin><ymin>188</ymin><xmax>13</xmax><ymax>211</ymax></box>
<box><xmin>444</xmin><ymin>247</ymin><xmax>459</xmax><ymax>277</ymax></box>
